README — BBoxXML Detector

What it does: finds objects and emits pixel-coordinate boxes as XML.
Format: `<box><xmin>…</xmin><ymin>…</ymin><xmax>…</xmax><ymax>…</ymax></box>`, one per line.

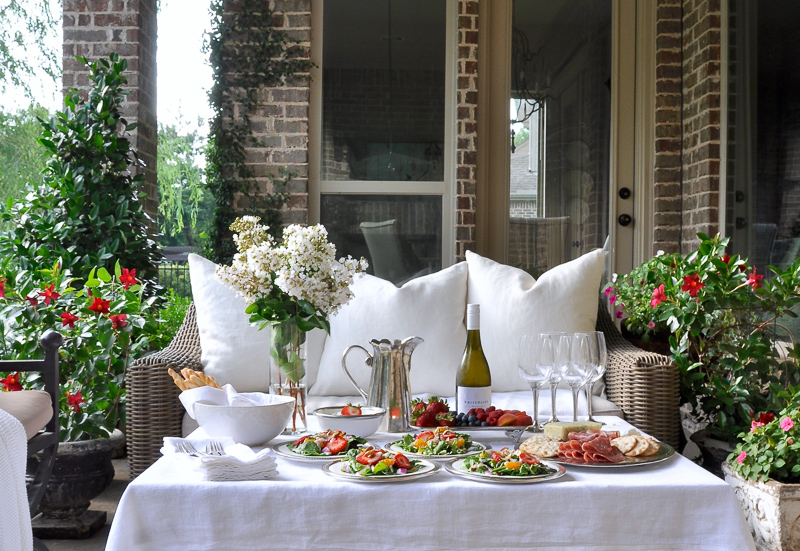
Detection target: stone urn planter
<box><xmin>724</xmin><ymin>462</ymin><xmax>800</xmax><ymax>551</ymax></box>
<box><xmin>28</xmin><ymin>430</ymin><xmax>124</xmax><ymax>539</ymax></box>
<box><xmin>690</xmin><ymin>429</ymin><xmax>734</xmax><ymax>478</ymax></box>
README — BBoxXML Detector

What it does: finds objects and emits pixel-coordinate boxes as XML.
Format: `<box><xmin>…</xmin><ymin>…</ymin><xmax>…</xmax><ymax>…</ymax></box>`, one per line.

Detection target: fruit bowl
<box><xmin>193</xmin><ymin>393</ymin><xmax>295</xmax><ymax>446</ymax></box>
<box><xmin>312</xmin><ymin>406</ymin><xmax>386</xmax><ymax>438</ymax></box>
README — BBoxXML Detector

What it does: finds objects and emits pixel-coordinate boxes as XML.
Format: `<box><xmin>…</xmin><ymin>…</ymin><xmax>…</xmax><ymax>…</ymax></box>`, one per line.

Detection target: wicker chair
<box><xmin>126</xmin><ymin>303</ymin><xmax>680</xmax><ymax>478</ymax></box>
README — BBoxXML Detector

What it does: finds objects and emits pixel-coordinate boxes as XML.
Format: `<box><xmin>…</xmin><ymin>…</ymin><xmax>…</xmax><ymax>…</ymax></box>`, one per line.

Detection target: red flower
<box><xmin>119</xmin><ymin>268</ymin><xmax>138</xmax><ymax>290</ymax></box>
<box><xmin>681</xmin><ymin>274</ymin><xmax>705</xmax><ymax>297</ymax></box>
<box><xmin>25</xmin><ymin>295</ymin><xmax>38</xmax><ymax>307</ymax></box>
<box><xmin>60</xmin><ymin>311</ymin><xmax>80</xmax><ymax>328</ymax></box>
<box><xmin>38</xmin><ymin>283</ymin><xmax>61</xmax><ymax>306</ymax></box>
<box><xmin>650</xmin><ymin>284</ymin><xmax>667</xmax><ymax>308</ymax></box>
<box><xmin>0</xmin><ymin>372</ymin><xmax>23</xmax><ymax>392</ymax></box>
<box><xmin>109</xmin><ymin>313</ymin><xmax>128</xmax><ymax>329</ymax></box>
<box><xmin>66</xmin><ymin>391</ymin><xmax>85</xmax><ymax>413</ymax></box>
<box><xmin>722</xmin><ymin>254</ymin><xmax>731</xmax><ymax>264</ymax></box>
<box><xmin>746</xmin><ymin>268</ymin><xmax>764</xmax><ymax>290</ymax></box>
<box><xmin>0</xmin><ymin>277</ymin><xmax>6</xmax><ymax>299</ymax></box>
<box><xmin>88</xmin><ymin>296</ymin><xmax>111</xmax><ymax>314</ymax></box>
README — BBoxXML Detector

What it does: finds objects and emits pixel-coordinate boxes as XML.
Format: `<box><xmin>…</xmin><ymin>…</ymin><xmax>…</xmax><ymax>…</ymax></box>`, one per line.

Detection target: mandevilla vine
<box><xmin>204</xmin><ymin>0</ymin><xmax>314</xmax><ymax>263</ymax></box>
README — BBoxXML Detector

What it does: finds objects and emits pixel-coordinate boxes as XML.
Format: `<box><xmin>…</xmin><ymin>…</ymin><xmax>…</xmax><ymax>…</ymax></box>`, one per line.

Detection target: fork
<box><xmin>176</xmin><ymin>441</ymin><xmax>202</xmax><ymax>456</ymax></box>
<box><xmin>205</xmin><ymin>441</ymin><xmax>225</xmax><ymax>456</ymax></box>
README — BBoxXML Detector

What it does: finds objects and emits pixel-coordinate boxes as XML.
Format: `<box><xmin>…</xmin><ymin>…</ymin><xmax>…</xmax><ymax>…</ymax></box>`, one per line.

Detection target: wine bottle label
<box><xmin>457</xmin><ymin>385</ymin><xmax>491</xmax><ymax>413</ymax></box>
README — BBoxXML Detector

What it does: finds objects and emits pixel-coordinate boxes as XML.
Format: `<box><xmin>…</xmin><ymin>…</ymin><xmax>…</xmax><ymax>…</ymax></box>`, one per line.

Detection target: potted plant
<box><xmin>725</xmin><ymin>389</ymin><xmax>800</xmax><ymax>550</ymax></box>
<box><xmin>0</xmin><ymin>259</ymin><xmax>162</xmax><ymax>537</ymax></box>
<box><xmin>605</xmin><ymin>234</ymin><xmax>800</xmax><ymax>471</ymax></box>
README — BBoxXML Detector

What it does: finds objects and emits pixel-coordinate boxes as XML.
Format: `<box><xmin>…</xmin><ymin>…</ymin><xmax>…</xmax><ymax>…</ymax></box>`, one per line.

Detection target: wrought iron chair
<box><xmin>0</xmin><ymin>330</ymin><xmax>62</xmax><ymax>551</ymax></box>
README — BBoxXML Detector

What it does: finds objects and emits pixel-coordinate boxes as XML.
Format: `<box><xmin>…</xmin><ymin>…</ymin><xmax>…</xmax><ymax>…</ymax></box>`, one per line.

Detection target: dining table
<box><xmin>105</xmin><ymin>415</ymin><xmax>756</xmax><ymax>551</ymax></box>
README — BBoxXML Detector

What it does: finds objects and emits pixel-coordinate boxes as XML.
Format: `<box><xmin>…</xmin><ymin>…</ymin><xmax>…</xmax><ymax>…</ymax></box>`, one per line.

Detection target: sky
<box><xmin>0</xmin><ymin>0</ymin><xmax>213</xmax><ymax>137</ymax></box>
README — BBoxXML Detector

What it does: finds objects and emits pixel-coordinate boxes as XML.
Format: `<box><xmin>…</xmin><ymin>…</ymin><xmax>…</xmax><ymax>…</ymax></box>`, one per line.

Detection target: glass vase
<box><xmin>269</xmin><ymin>321</ymin><xmax>307</xmax><ymax>434</ymax></box>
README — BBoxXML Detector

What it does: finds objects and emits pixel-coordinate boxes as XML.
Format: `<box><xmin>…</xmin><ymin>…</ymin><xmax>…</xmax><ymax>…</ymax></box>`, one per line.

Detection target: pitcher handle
<box><xmin>341</xmin><ymin>345</ymin><xmax>372</xmax><ymax>401</ymax></box>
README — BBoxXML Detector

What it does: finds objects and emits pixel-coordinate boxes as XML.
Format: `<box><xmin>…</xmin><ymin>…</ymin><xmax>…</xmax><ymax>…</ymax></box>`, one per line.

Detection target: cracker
<box><xmin>519</xmin><ymin>438</ymin><xmax>560</xmax><ymax>458</ymax></box>
<box><xmin>642</xmin><ymin>438</ymin><xmax>661</xmax><ymax>456</ymax></box>
<box><xmin>611</xmin><ymin>435</ymin><xmax>638</xmax><ymax>454</ymax></box>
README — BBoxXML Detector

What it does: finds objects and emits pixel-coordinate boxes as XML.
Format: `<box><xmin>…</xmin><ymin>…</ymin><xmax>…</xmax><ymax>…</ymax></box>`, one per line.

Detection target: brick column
<box><xmin>681</xmin><ymin>0</ymin><xmax>722</xmax><ymax>251</ymax></box>
<box><xmin>455</xmin><ymin>0</ymin><xmax>479</xmax><ymax>261</ymax></box>
<box><xmin>653</xmin><ymin>0</ymin><xmax>683</xmax><ymax>255</ymax></box>
<box><xmin>62</xmin><ymin>0</ymin><xmax>158</xmax><ymax>221</ymax></box>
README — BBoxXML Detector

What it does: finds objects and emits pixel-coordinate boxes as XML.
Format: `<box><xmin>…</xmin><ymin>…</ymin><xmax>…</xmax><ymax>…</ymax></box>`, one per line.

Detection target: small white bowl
<box><xmin>194</xmin><ymin>394</ymin><xmax>295</xmax><ymax>446</ymax></box>
<box><xmin>313</xmin><ymin>406</ymin><xmax>386</xmax><ymax>438</ymax></box>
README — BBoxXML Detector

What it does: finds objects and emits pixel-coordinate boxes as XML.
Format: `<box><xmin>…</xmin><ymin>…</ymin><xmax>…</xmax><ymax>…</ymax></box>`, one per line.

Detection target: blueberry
<box><xmin>481</xmin><ymin>421</ymin><xmax>489</xmax><ymax>426</ymax></box>
<box><xmin>468</xmin><ymin>414</ymin><xmax>478</xmax><ymax>423</ymax></box>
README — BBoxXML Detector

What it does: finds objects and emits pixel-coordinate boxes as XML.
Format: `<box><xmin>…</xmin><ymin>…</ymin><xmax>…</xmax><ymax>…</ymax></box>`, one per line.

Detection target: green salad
<box><xmin>396</xmin><ymin>427</ymin><xmax>474</xmax><ymax>456</ymax></box>
<box><xmin>341</xmin><ymin>447</ymin><xmax>422</xmax><ymax>477</ymax></box>
<box><xmin>461</xmin><ymin>447</ymin><xmax>555</xmax><ymax>477</ymax></box>
<box><xmin>287</xmin><ymin>430</ymin><xmax>367</xmax><ymax>456</ymax></box>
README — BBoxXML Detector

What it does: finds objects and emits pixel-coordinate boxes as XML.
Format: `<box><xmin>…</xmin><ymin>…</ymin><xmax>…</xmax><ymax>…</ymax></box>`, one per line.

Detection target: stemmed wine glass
<box><xmin>518</xmin><ymin>334</ymin><xmax>553</xmax><ymax>432</ymax></box>
<box><xmin>581</xmin><ymin>331</ymin><xmax>607</xmax><ymax>423</ymax></box>
<box><xmin>540</xmin><ymin>332</ymin><xmax>565</xmax><ymax>423</ymax></box>
<box><xmin>560</xmin><ymin>333</ymin><xmax>591</xmax><ymax>422</ymax></box>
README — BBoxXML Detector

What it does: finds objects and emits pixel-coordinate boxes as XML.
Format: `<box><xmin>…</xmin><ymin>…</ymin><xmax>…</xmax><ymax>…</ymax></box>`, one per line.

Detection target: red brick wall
<box><xmin>62</xmin><ymin>0</ymin><xmax>158</xmax><ymax>220</ymax></box>
<box><xmin>654</xmin><ymin>0</ymin><xmax>683</xmax><ymax>254</ymax></box>
<box><xmin>681</xmin><ymin>0</ymin><xmax>722</xmax><ymax>250</ymax></box>
<box><xmin>456</xmin><ymin>0</ymin><xmax>478</xmax><ymax>260</ymax></box>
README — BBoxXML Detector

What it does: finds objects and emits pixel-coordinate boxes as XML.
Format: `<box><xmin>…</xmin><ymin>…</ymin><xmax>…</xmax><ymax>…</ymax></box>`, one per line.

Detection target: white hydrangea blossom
<box><xmin>215</xmin><ymin>217</ymin><xmax>367</xmax><ymax>317</ymax></box>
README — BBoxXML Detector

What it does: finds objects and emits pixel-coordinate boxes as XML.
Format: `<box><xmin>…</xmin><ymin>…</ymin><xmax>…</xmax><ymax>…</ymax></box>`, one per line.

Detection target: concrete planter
<box><xmin>724</xmin><ymin>462</ymin><xmax>800</xmax><ymax>551</ymax></box>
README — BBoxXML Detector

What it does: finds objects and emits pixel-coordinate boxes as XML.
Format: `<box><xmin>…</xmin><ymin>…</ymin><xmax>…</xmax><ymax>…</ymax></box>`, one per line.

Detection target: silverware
<box><xmin>205</xmin><ymin>441</ymin><xmax>225</xmax><ymax>456</ymax></box>
<box><xmin>176</xmin><ymin>441</ymin><xmax>201</xmax><ymax>456</ymax></box>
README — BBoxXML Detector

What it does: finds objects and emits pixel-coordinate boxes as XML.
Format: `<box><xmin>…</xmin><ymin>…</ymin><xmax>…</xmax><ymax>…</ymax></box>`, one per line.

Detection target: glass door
<box><xmin>313</xmin><ymin>0</ymin><xmax>454</xmax><ymax>286</ymax></box>
<box><xmin>507</xmin><ymin>1</ymin><xmax>612</xmax><ymax>277</ymax></box>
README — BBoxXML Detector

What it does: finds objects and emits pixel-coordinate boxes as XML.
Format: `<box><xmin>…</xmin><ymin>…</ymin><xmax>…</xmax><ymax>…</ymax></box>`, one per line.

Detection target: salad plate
<box><xmin>322</xmin><ymin>458</ymin><xmax>440</xmax><ymax>483</ymax></box>
<box><xmin>272</xmin><ymin>441</ymin><xmax>373</xmax><ymax>462</ymax></box>
<box><xmin>554</xmin><ymin>442</ymin><xmax>676</xmax><ymax>468</ymax></box>
<box><xmin>445</xmin><ymin>457</ymin><xmax>566</xmax><ymax>484</ymax></box>
<box><xmin>387</xmin><ymin>440</ymin><xmax>487</xmax><ymax>460</ymax></box>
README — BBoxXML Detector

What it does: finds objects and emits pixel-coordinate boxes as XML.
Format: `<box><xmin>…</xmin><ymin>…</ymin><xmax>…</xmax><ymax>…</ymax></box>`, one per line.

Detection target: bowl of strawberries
<box><xmin>312</xmin><ymin>404</ymin><xmax>386</xmax><ymax>437</ymax></box>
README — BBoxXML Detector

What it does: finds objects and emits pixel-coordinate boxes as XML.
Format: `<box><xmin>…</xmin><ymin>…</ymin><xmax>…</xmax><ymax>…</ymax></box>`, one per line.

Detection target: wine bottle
<box><xmin>456</xmin><ymin>303</ymin><xmax>492</xmax><ymax>414</ymax></box>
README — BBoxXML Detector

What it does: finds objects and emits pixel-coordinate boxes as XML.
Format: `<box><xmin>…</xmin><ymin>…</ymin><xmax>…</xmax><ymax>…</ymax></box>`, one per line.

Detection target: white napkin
<box><xmin>179</xmin><ymin>384</ymin><xmax>282</xmax><ymax>419</ymax></box>
<box><xmin>161</xmin><ymin>428</ymin><xmax>278</xmax><ymax>481</ymax></box>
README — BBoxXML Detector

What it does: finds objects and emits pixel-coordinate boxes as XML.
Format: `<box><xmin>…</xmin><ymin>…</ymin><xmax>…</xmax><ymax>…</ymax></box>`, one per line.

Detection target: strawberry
<box><xmin>410</xmin><ymin>398</ymin><xmax>427</xmax><ymax>423</ymax></box>
<box><xmin>425</xmin><ymin>397</ymin><xmax>450</xmax><ymax>416</ymax></box>
<box><xmin>415</xmin><ymin>412</ymin><xmax>437</xmax><ymax>427</ymax></box>
<box><xmin>340</xmin><ymin>404</ymin><xmax>362</xmax><ymax>416</ymax></box>
<box><xmin>436</xmin><ymin>412</ymin><xmax>455</xmax><ymax>427</ymax></box>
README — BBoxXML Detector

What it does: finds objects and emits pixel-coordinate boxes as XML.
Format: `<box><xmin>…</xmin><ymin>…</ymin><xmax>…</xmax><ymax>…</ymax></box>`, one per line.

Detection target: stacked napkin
<box><xmin>162</xmin><ymin>429</ymin><xmax>278</xmax><ymax>481</ymax></box>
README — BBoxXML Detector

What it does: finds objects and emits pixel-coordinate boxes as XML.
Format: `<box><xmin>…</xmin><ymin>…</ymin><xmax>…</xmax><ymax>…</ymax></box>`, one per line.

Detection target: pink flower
<box><xmin>650</xmin><ymin>284</ymin><xmax>667</xmax><ymax>308</ymax></box>
<box><xmin>609</xmin><ymin>294</ymin><xmax>617</xmax><ymax>305</ymax></box>
<box><xmin>604</xmin><ymin>286</ymin><xmax>612</xmax><ymax>297</ymax></box>
<box><xmin>615</xmin><ymin>309</ymin><xmax>623</xmax><ymax>319</ymax></box>
<box><xmin>736</xmin><ymin>451</ymin><xmax>747</xmax><ymax>464</ymax></box>
<box><xmin>751</xmin><ymin>420</ymin><xmax>765</xmax><ymax>432</ymax></box>
<box><xmin>789</xmin><ymin>439</ymin><xmax>794</xmax><ymax>445</ymax></box>
<box><xmin>781</xmin><ymin>417</ymin><xmax>794</xmax><ymax>431</ymax></box>
<box><xmin>648</xmin><ymin>321</ymin><xmax>656</xmax><ymax>329</ymax></box>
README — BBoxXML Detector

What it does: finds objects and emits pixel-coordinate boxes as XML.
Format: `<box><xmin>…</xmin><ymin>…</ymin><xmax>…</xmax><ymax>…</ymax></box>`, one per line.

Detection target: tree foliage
<box><xmin>0</xmin><ymin>104</ymin><xmax>50</xmax><ymax>209</ymax></box>
<box><xmin>157</xmin><ymin>120</ymin><xmax>212</xmax><ymax>247</ymax></box>
<box><xmin>203</xmin><ymin>0</ymin><xmax>313</xmax><ymax>263</ymax></box>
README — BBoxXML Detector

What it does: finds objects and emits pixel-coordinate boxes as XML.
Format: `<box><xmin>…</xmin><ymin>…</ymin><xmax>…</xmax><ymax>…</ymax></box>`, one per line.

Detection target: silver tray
<box><xmin>386</xmin><ymin>440</ymin><xmax>488</xmax><ymax>460</ymax></box>
<box><xmin>553</xmin><ymin>442</ymin><xmax>676</xmax><ymax>468</ymax></box>
<box><xmin>272</xmin><ymin>441</ymin><xmax>373</xmax><ymax>463</ymax></box>
<box><xmin>322</xmin><ymin>458</ymin><xmax>440</xmax><ymax>483</ymax></box>
<box><xmin>445</xmin><ymin>457</ymin><xmax>566</xmax><ymax>484</ymax></box>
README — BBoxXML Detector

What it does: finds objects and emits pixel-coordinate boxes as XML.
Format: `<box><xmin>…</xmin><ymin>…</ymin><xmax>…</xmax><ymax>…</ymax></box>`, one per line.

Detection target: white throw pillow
<box><xmin>465</xmin><ymin>249</ymin><xmax>605</xmax><ymax>392</ymax></box>
<box><xmin>311</xmin><ymin>263</ymin><xmax>469</xmax><ymax>397</ymax></box>
<box><xmin>188</xmin><ymin>254</ymin><xmax>273</xmax><ymax>392</ymax></box>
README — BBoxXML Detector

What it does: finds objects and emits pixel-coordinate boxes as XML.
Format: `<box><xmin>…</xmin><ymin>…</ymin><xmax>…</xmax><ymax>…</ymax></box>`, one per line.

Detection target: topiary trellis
<box><xmin>204</xmin><ymin>0</ymin><xmax>314</xmax><ymax>264</ymax></box>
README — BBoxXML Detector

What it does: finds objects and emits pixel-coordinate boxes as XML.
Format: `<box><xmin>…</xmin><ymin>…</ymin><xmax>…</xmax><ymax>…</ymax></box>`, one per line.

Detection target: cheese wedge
<box><xmin>543</xmin><ymin>421</ymin><xmax>603</xmax><ymax>441</ymax></box>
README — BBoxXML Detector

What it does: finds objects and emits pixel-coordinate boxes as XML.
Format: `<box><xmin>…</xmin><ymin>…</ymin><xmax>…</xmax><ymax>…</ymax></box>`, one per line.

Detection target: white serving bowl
<box><xmin>312</xmin><ymin>406</ymin><xmax>386</xmax><ymax>438</ymax></box>
<box><xmin>194</xmin><ymin>394</ymin><xmax>295</xmax><ymax>446</ymax></box>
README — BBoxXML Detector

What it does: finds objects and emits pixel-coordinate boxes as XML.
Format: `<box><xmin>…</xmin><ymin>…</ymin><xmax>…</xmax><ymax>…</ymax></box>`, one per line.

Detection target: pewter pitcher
<box><xmin>341</xmin><ymin>337</ymin><xmax>423</xmax><ymax>433</ymax></box>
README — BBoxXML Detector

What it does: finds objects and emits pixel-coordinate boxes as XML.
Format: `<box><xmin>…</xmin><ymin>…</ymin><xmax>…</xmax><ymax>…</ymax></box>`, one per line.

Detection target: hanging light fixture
<box><xmin>510</xmin><ymin>26</ymin><xmax>549</xmax><ymax>153</ymax></box>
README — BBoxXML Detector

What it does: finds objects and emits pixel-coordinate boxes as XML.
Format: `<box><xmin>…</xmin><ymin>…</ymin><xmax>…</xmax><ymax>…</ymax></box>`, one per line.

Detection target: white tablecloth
<box><xmin>106</xmin><ymin>416</ymin><xmax>755</xmax><ymax>551</ymax></box>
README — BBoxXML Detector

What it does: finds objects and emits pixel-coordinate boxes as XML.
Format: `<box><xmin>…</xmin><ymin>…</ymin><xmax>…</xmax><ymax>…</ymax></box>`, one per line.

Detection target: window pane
<box><xmin>320</xmin><ymin>195</ymin><xmax>442</xmax><ymax>286</ymax></box>
<box><xmin>508</xmin><ymin>1</ymin><xmax>612</xmax><ymax>277</ymax></box>
<box><xmin>322</xmin><ymin>0</ymin><xmax>446</xmax><ymax>182</ymax></box>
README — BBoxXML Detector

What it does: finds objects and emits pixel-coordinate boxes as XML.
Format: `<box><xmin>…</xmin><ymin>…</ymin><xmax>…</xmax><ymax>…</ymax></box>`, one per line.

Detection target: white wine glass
<box><xmin>560</xmin><ymin>333</ymin><xmax>591</xmax><ymax>422</ymax></box>
<box><xmin>518</xmin><ymin>334</ymin><xmax>553</xmax><ymax>431</ymax></box>
<box><xmin>581</xmin><ymin>331</ymin><xmax>607</xmax><ymax>423</ymax></box>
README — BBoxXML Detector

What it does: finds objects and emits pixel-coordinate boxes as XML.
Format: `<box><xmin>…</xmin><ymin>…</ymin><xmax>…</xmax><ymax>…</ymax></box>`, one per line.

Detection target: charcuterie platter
<box><xmin>554</xmin><ymin>442</ymin><xmax>675</xmax><ymax>468</ymax></box>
